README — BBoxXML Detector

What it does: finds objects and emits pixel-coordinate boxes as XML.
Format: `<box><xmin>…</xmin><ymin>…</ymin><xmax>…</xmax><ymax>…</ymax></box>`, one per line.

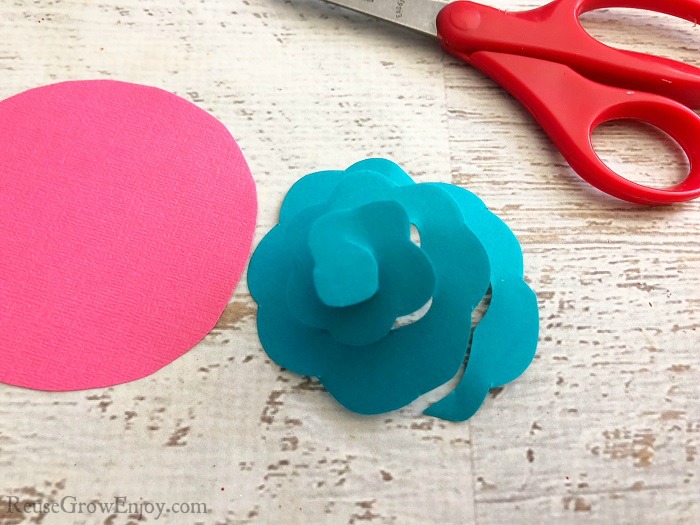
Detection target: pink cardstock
<box><xmin>0</xmin><ymin>80</ymin><xmax>257</xmax><ymax>391</ymax></box>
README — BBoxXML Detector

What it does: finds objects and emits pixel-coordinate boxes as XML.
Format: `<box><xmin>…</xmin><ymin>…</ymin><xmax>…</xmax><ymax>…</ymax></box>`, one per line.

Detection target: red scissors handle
<box><xmin>470</xmin><ymin>51</ymin><xmax>700</xmax><ymax>205</ymax></box>
<box><xmin>437</xmin><ymin>0</ymin><xmax>700</xmax><ymax>107</ymax></box>
<box><xmin>436</xmin><ymin>0</ymin><xmax>700</xmax><ymax>204</ymax></box>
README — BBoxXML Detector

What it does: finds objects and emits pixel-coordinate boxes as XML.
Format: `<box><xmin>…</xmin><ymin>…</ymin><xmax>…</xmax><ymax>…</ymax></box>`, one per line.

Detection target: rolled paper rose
<box><xmin>248</xmin><ymin>159</ymin><xmax>539</xmax><ymax>421</ymax></box>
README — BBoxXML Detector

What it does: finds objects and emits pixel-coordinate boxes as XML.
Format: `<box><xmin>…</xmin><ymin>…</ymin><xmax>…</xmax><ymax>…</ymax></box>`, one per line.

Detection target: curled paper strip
<box><xmin>248</xmin><ymin>159</ymin><xmax>538</xmax><ymax>421</ymax></box>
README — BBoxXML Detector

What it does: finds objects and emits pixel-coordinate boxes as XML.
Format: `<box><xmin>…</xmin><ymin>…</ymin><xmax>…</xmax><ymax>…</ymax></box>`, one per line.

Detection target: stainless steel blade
<box><xmin>321</xmin><ymin>0</ymin><xmax>447</xmax><ymax>37</ymax></box>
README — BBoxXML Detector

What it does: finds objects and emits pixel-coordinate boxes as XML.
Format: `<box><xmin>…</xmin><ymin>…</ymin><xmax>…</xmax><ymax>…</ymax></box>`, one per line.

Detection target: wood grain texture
<box><xmin>0</xmin><ymin>1</ymin><xmax>698</xmax><ymax>524</ymax></box>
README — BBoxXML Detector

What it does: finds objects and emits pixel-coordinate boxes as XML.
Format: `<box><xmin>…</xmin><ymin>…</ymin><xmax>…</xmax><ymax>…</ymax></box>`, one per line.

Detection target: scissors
<box><xmin>318</xmin><ymin>0</ymin><xmax>700</xmax><ymax>205</ymax></box>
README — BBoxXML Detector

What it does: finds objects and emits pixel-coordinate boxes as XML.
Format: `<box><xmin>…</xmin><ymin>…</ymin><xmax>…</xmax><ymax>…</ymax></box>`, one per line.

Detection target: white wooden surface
<box><xmin>1</xmin><ymin>1</ymin><xmax>699</xmax><ymax>524</ymax></box>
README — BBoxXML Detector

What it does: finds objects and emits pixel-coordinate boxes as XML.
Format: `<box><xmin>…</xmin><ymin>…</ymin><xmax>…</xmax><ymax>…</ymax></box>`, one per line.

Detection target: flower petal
<box><xmin>424</xmin><ymin>184</ymin><xmax>539</xmax><ymax>421</ymax></box>
<box><xmin>346</xmin><ymin>158</ymin><xmax>415</xmax><ymax>187</ymax></box>
<box><xmin>280</xmin><ymin>170</ymin><xmax>345</xmax><ymax>222</ymax></box>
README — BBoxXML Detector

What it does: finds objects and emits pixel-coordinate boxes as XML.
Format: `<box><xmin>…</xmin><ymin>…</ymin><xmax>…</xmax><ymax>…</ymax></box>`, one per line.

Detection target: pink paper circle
<box><xmin>0</xmin><ymin>80</ymin><xmax>257</xmax><ymax>391</ymax></box>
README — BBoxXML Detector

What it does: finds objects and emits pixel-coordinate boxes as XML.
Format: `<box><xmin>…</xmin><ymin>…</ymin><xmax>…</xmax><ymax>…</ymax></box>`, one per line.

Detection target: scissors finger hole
<box><xmin>592</xmin><ymin>119</ymin><xmax>689</xmax><ymax>189</ymax></box>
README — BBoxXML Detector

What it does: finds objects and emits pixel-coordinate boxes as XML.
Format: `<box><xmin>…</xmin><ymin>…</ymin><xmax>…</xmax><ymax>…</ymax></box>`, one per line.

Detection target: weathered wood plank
<box><xmin>0</xmin><ymin>1</ymin><xmax>697</xmax><ymax>523</ymax></box>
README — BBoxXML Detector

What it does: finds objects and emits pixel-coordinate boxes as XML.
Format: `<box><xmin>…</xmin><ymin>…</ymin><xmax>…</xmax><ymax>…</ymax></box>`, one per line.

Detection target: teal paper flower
<box><xmin>248</xmin><ymin>159</ymin><xmax>539</xmax><ymax>421</ymax></box>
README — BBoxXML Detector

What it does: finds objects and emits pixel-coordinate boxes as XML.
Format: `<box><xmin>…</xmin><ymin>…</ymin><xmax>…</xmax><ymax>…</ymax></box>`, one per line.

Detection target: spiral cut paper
<box><xmin>248</xmin><ymin>159</ymin><xmax>538</xmax><ymax>421</ymax></box>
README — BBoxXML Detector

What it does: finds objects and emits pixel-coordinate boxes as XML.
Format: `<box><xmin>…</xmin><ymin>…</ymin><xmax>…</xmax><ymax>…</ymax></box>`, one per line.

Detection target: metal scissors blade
<box><xmin>321</xmin><ymin>0</ymin><xmax>447</xmax><ymax>36</ymax></box>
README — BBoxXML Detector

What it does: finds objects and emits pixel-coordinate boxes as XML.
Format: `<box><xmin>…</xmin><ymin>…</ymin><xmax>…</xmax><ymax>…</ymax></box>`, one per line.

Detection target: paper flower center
<box><xmin>301</xmin><ymin>199</ymin><xmax>436</xmax><ymax>346</ymax></box>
